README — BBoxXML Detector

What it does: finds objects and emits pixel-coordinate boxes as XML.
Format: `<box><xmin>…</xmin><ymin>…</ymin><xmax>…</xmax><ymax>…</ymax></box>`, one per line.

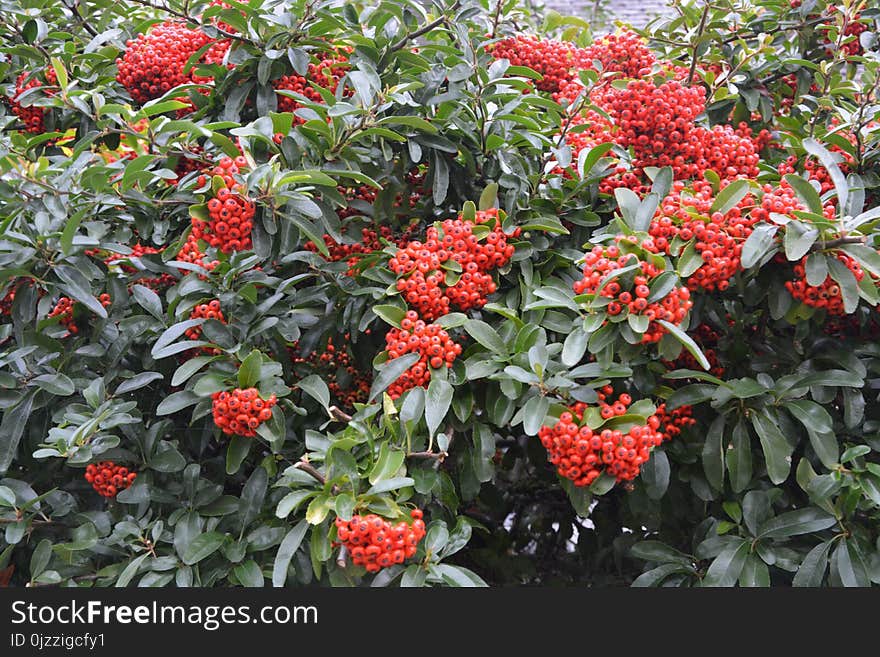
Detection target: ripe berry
<box><xmin>85</xmin><ymin>461</ymin><xmax>137</xmax><ymax>498</ymax></box>
<box><xmin>334</xmin><ymin>510</ymin><xmax>427</xmax><ymax>573</ymax></box>
<box><xmin>212</xmin><ymin>387</ymin><xmax>278</xmax><ymax>437</ymax></box>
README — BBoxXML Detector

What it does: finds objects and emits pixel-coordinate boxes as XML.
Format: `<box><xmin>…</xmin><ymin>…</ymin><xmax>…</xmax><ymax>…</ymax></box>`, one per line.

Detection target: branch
<box><xmin>407</xmin><ymin>450</ymin><xmax>448</xmax><ymax>463</ymax></box>
<box><xmin>686</xmin><ymin>2</ymin><xmax>711</xmax><ymax>87</ymax></box>
<box><xmin>328</xmin><ymin>405</ymin><xmax>352</xmax><ymax>423</ymax></box>
<box><xmin>293</xmin><ymin>459</ymin><xmax>326</xmax><ymax>485</ymax></box>
<box><xmin>63</xmin><ymin>0</ymin><xmax>99</xmax><ymax>37</ymax></box>
<box><xmin>809</xmin><ymin>235</ymin><xmax>866</xmax><ymax>252</ymax></box>
<box><xmin>336</xmin><ymin>545</ymin><xmax>348</xmax><ymax>568</ymax></box>
<box><xmin>391</xmin><ymin>1</ymin><xmax>461</xmax><ymax>51</ymax></box>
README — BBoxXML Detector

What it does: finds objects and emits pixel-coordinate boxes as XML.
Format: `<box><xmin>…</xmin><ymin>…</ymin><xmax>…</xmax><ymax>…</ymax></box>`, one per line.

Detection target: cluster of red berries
<box><xmin>644</xmin><ymin>179</ymin><xmax>758</xmax><ymax>292</ymax></box>
<box><xmin>175</xmin><ymin>233</ymin><xmax>221</xmax><ymax>274</ymax></box>
<box><xmin>97</xmin><ymin>244</ymin><xmax>176</xmax><ymax>291</ymax></box>
<box><xmin>485</xmin><ymin>35</ymin><xmax>590</xmax><ymax>95</ymax></box>
<box><xmin>581</xmin><ymin>29</ymin><xmax>657</xmax><ymax>79</ymax></box>
<box><xmin>654</xmin><ymin>402</ymin><xmax>697</xmax><ymax>439</ymax></box>
<box><xmin>85</xmin><ymin>461</ymin><xmax>137</xmax><ymax>498</ymax></box>
<box><xmin>538</xmin><ymin>394</ymin><xmax>664</xmax><ymax>487</ymax></box>
<box><xmin>307</xmin><ymin>224</ymin><xmax>416</xmax><ymax>276</ymax></box>
<box><xmin>48</xmin><ymin>294</ymin><xmax>111</xmax><ymax>335</ymax></box>
<box><xmin>384</xmin><ymin>312</ymin><xmax>462</xmax><ymax>398</ymax></box>
<box><xmin>785</xmin><ymin>252</ymin><xmax>865</xmax><ymax>316</ymax></box>
<box><xmin>170</xmin><ymin>146</ymin><xmax>207</xmax><ymax>186</ymax></box>
<box><xmin>272</xmin><ymin>50</ymin><xmax>350</xmax><ymax>119</ymax></box>
<box><xmin>4</xmin><ymin>68</ymin><xmax>57</xmax><ymax>134</ymax></box>
<box><xmin>116</xmin><ymin>21</ymin><xmax>217</xmax><ymax>106</ymax></box>
<box><xmin>573</xmin><ymin>240</ymin><xmax>693</xmax><ymax>343</ymax></box>
<box><xmin>822</xmin><ymin>7</ymin><xmax>869</xmax><ymax>57</ymax></box>
<box><xmin>289</xmin><ymin>335</ymin><xmax>372</xmax><ymax>409</ymax></box>
<box><xmin>193</xmin><ymin>156</ymin><xmax>255</xmax><ymax>254</ymax></box>
<box><xmin>334</xmin><ymin>510</ymin><xmax>427</xmax><ymax>573</ymax></box>
<box><xmin>211</xmin><ymin>388</ymin><xmax>278</xmax><ymax>437</ymax></box>
<box><xmin>185</xmin><ymin>299</ymin><xmax>225</xmax><ymax>354</ymax></box>
<box><xmin>390</xmin><ymin>208</ymin><xmax>518</xmax><ymax>320</ymax></box>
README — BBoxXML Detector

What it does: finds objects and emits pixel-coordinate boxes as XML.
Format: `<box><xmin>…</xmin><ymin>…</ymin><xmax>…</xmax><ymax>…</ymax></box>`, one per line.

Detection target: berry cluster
<box><xmin>289</xmin><ymin>335</ymin><xmax>372</xmax><ymax>409</ymax></box>
<box><xmin>384</xmin><ymin>312</ymin><xmax>462</xmax><ymax>398</ymax></box>
<box><xmin>485</xmin><ymin>35</ymin><xmax>590</xmax><ymax>95</ymax></box>
<box><xmin>334</xmin><ymin>510</ymin><xmax>427</xmax><ymax>573</ymax></box>
<box><xmin>101</xmin><ymin>244</ymin><xmax>176</xmax><ymax>291</ymax></box>
<box><xmin>211</xmin><ymin>388</ymin><xmax>278</xmax><ymax>437</ymax></box>
<box><xmin>85</xmin><ymin>461</ymin><xmax>137</xmax><ymax>498</ymax></box>
<box><xmin>645</xmin><ymin>179</ymin><xmax>758</xmax><ymax>292</ymax></box>
<box><xmin>654</xmin><ymin>402</ymin><xmax>696</xmax><ymax>439</ymax></box>
<box><xmin>193</xmin><ymin>156</ymin><xmax>255</xmax><ymax>254</ymax></box>
<box><xmin>785</xmin><ymin>252</ymin><xmax>865</xmax><ymax>316</ymax></box>
<box><xmin>580</xmin><ymin>28</ymin><xmax>656</xmax><ymax>79</ymax></box>
<box><xmin>116</xmin><ymin>21</ymin><xmax>215</xmax><ymax>106</ymax></box>
<box><xmin>307</xmin><ymin>224</ymin><xmax>416</xmax><ymax>276</ymax></box>
<box><xmin>48</xmin><ymin>294</ymin><xmax>111</xmax><ymax>335</ymax></box>
<box><xmin>573</xmin><ymin>241</ymin><xmax>693</xmax><ymax>343</ymax></box>
<box><xmin>185</xmin><ymin>299</ymin><xmax>225</xmax><ymax>354</ymax></box>
<box><xmin>175</xmin><ymin>233</ymin><xmax>221</xmax><ymax>274</ymax></box>
<box><xmin>4</xmin><ymin>68</ymin><xmax>57</xmax><ymax>134</ymax></box>
<box><xmin>272</xmin><ymin>50</ymin><xmax>350</xmax><ymax>119</ymax></box>
<box><xmin>390</xmin><ymin>208</ymin><xmax>518</xmax><ymax>320</ymax></box>
<box><xmin>538</xmin><ymin>395</ymin><xmax>664</xmax><ymax>487</ymax></box>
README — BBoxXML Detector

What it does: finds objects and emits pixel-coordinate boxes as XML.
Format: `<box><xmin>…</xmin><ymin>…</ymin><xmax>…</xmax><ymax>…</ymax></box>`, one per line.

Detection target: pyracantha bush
<box><xmin>3</xmin><ymin>0</ymin><xmax>880</xmax><ymax>591</ymax></box>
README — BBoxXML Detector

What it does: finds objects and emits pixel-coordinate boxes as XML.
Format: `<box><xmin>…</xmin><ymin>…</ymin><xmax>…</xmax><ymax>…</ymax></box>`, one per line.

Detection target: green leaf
<box><xmin>425</xmin><ymin>377</ymin><xmax>453</xmax><ymax>438</ymax></box>
<box><xmin>131</xmin><ymin>284</ymin><xmax>163</xmax><ymax>320</ymax></box>
<box><xmin>727</xmin><ymin>420</ymin><xmax>752</xmax><ymax>493</ymax></box>
<box><xmin>233</xmin><ymin>560</ymin><xmax>264</xmax><ymax>587</ymax></box>
<box><xmin>226</xmin><ymin>435</ymin><xmax>251</xmax><ymax>475</ymax></box>
<box><xmin>702</xmin><ymin>415</ymin><xmax>725</xmax><ymax>491</ymax></box>
<box><xmin>784</xmin><ymin>400</ymin><xmax>838</xmax><ymax>468</ymax></box>
<box><xmin>369</xmin><ymin>443</ymin><xmax>405</xmax><ymax>484</ymax></box>
<box><xmin>561</xmin><ymin>326</ymin><xmax>588</xmax><ymax>367</ymax></box>
<box><xmin>55</xmin><ymin>265</ymin><xmax>108</xmax><ymax>319</ymax></box>
<box><xmin>738</xmin><ymin>554</ymin><xmax>770</xmax><ymax>587</ymax></box>
<box><xmin>0</xmin><ymin>392</ymin><xmax>36</xmax><ymax>474</ymax></box>
<box><xmin>701</xmin><ymin>539</ymin><xmax>749</xmax><ymax>587</ymax></box>
<box><xmin>783</xmin><ymin>174</ymin><xmax>823</xmax><ymax>215</ymax></box>
<box><xmin>835</xmin><ymin>539</ymin><xmax>870</xmax><ymax>587</ymax></box>
<box><xmin>115</xmin><ymin>372</ymin><xmax>163</xmax><ymax>395</ymax></box>
<box><xmin>298</xmin><ymin>374</ymin><xmax>330</xmax><ymax>409</ymax></box>
<box><xmin>31</xmin><ymin>373</ymin><xmax>75</xmax><ymax>396</ymax></box>
<box><xmin>792</xmin><ymin>540</ymin><xmax>832</xmax><ymax>587</ymax></box>
<box><xmin>29</xmin><ymin>539</ymin><xmax>52</xmax><ymax>580</ymax></box>
<box><xmin>272</xmin><ymin>521</ymin><xmax>308</xmax><ymax>587</ymax></box>
<box><xmin>276</xmin><ymin>490</ymin><xmax>314</xmax><ymax>519</ymax></box>
<box><xmin>827</xmin><ymin>255</ymin><xmax>860</xmax><ymax>314</ymax></box>
<box><xmin>758</xmin><ymin>508</ymin><xmax>837</xmax><ymax>539</ymax></box>
<box><xmin>372</xmin><ymin>304</ymin><xmax>406</xmax><ymax>328</ymax></box>
<box><xmin>710</xmin><ymin>179</ymin><xmax>751</xmax><ymax>215</ymax></box>
<box><xmin>478</xmin><ymin>183</ymin><xmax>499</xmax><ymax>211</ymax></box>
<box><xmin>369</xmin><ymin>353</ymin><xmax>420</xmax><ymax>401</ymax></box>
<box><xmin>521</xmin><ymin>395</ymin><xmax>550</xmax><ymax>436</ymax></box>
<box><xmin>464</xmin><ymin>320</ymin><xmax>507</xmax><ymax>355</ymax></box>
<box><xmin>803</xmin><ymin>138</ymin><xmax>848</xmax><ymax>215</ymax></box>
<box><xmin>237</xmin><ymin>349</ymin><xmax>263</xmax><ymax>388</ymax></box>
<box><xmin>115</xmin><ymin>553</ymin><xmax>149</xmax><ymax>588</ymax></box>
<box><xmin>656</xmin><ymin>321</ymin><xmax>709</xmax><ymax>370</ymax></box>
<box><xmin>182</xmin><ymin>532</ymin><xmax>226</xmax><ymax>566</ymax></box>
<box><xmin>641</xmin><ymin>449</ymin><xmax>670</xmax><ymax>500</ymax></box>
<box><xmin>151</xmin><ymin>319</ymin><xmax>206</xmax><ymax>360</ymax></box>
<box><xmin>740</xmin><ymin>223</ymin><xmax>779</xmax><ymax>269</ymax></box>
<box><xmin>783</xmin><ymin>221</ymin><xmax>819</xmax><ymax>261</ymax></box>
<box><xmin>751</xmin><ymin>410</ymin><xmax>793</xmax><ymax>485</ymax></box>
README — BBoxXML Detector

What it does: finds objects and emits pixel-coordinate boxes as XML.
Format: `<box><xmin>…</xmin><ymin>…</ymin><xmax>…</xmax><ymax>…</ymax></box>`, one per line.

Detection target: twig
<box><xmin>293</xmin><ymin>459</ymin><xmax>326</xmax><ymax>485</ymax></box>
<box><xmin>407</xmin><ymin>450</ymin><xmax>447</xmax><ymax>462</ymax></box>
<box><xmin>328</xmin><ymin>405</ymin><xmax>352</xmax><ymax>423</ymax></box>
<box><xmin>686</xmin><ymin>2</ymin><xmax>711</xmax><ymax>87</ymax></box>
<box><xmin>336</xmin><ymin>545</ymin><xmax>348</xmax><ymax>568</ymax></box>
<box><xmin>489</xmin><ymin>0</ymin><xmax>504</xmax><ymax>39</ymax></box>
<box><xmin>809</xmin><ymin>235</ymin><xmax>866</xmax><ymax>252</ymax></box>
<box><xmin>391</xmin><ymin>1</ymin><xmax>461</xmax><ymax>51</ymax></box>
<box><xmin>63</xmin><ymin>0</ymin><xmax>99</xmax><ymax>37</ymax></box>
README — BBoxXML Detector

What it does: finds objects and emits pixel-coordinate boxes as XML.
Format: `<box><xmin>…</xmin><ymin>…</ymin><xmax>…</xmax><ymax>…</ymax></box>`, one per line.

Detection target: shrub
<box><xmin>0</xmin><ymin>0</ymin><xmax>879</xmax><ymax>588</ymax></box>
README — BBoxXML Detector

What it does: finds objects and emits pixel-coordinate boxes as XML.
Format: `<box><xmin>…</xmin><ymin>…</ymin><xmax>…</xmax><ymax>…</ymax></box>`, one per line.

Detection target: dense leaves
<box><xmin>0</xmin><ymin>0</ymin><xmax>879</xmax><ymax>588</ymax></box>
